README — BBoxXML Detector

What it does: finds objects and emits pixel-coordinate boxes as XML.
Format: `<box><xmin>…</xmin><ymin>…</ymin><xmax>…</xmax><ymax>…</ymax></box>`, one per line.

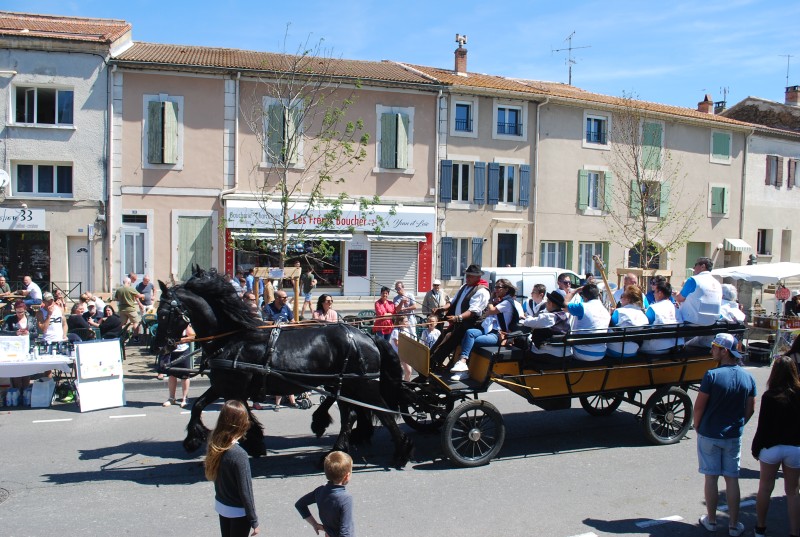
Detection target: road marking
<box><xmin>567</xmin><ymin>533</ymin><xmax>598</xmax><ymax>537</ymax></box>
<box><xmin>636</xmin><ymin>515</ymin><xmax>683</xmax><ymax>528</ymax></box>
<box><xmin>32</xmin><ymin>418</ymin><xmax>73</xmax><ymax>423</ymax></box>
<box><xmin>180</xmin><ymin>411</ymin><xmax>190</xmax><ymax>415</ymax></box>
<box><xmin>719</xmin><ymin>499</ymin><xmax>755</xmax><ymax>511</ymax></box>
<box><xmin>109</xmin><ymin>413</ymin><xmax>146</xmax><ymax>419</ymax></box>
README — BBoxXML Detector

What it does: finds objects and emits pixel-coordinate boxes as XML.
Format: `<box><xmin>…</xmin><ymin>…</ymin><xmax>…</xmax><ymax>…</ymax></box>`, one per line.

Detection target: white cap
<box><xmin>712</xmin><ymin>333</ymin><xmax>742</xmax><ymax>359</ymax></box>
<box><xmin>432</xmin><ymin>279</ymin><xmax>442</xmax><ymax>286</ymax></box>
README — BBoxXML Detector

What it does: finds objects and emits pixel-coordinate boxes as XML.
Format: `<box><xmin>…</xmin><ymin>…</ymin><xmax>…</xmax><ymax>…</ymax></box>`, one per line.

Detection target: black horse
<box><xmin>154</xmin><ymin>267</ymin><xmax>413</xmax><ymax>468</ymax></box>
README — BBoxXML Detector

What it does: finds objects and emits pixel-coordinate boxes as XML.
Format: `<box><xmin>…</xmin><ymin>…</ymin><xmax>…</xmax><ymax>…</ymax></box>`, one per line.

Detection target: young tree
<box><xmin>237</xmin><ymin>34</ymin><xmax>372</xmax><ymax>269</ymax></box>
<box><xmin>602</xmin><ymin>94</ymin><xmax>701</xmax><ymax>269</ymax></box>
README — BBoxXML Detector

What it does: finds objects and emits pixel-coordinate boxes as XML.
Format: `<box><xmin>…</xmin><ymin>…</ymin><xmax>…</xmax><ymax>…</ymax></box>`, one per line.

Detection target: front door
<box><xmin>67</xmin><ymin>236</ymin><xmax>89</xmax><ymax>298</ymax></box>
<box><xmin>497</xmin><ymin>233</ymin><xmax>517</xmax><ymax>267</ymax></box>
<box><xmin>122</xmin><ymin>227</ymin><xmax>147</xmax><ymax>280</ymax></box>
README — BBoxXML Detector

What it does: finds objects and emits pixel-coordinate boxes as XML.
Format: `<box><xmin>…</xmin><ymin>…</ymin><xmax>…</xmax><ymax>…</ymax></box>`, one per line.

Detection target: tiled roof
<box><xmin>722</xmin><ymin>97</ymin><xmax>800</xmax><ymax>133</ymax></box>
<box><xmin>115</xmin><ymin>42</ymin><xmax>438</xmax><ymax>86</ymax></box>
<box><xmin>406</xmin><ymin>63</ymin><xmax>752</xmax><ymax>128</ymax></box>
<box><xmin>0</xmin><ymin>11</ymin><xmax>130</xmax><ymax>43</ymax></box>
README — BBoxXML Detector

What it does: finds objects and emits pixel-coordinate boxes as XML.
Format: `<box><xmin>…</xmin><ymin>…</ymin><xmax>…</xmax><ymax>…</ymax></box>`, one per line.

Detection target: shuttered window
<box><xmin>710</xmin><ymin>186</ymin><xmax>729</xmax><ymax>215</ymax></box>
<box><xmin>711</xmin><ymin>131</ymin><xmax>731</xmax><ymax>163</ymax></box>
<box><xmin>148</xmin><ymin>101</ymin><xmax>179</xmax><ymax>164</ymax></box>
<box><xmin>641</xmin><ymin>121</ymin><xmax>663</xmax><ymax>170</ymax></box>
<box><xmin>630</xmin><ymin>180</ymin><xmax>665</xmax><ymax>218</ymax></box>
<box><xmin>473</xmin><ymin>162</ymin><xmax>486</xmax><ymax>204</ymax></box>
<box><xmin>177</xmin><ymin>216</ymin><xmax>213</xmax><ymax>282</ymax></box>
<box><xmin>265</xmin><ymin>101</ymin><xmax>302</xmax><ymax>165</ymax></box>
<box><xmin>487</xmin><ymin>163</ymin><xmax>500</xmax><ymax>205</ymax></box>
<box><xmin>578</xmin><ymin>170</ymin><xmax>612</xmax><ymax>212</ymax></box>
<box><xmin>766</xmin><ymin>155</ymin><xmax>783</xmax><ymax>186</ymax></box>
<box><xmin>789</xmin><ymin>159</ymin><xmax>798</xmax><ymax>188</ymax></box>
<box><xmin>379</xmin><ymin>113</ymin><xmax>410</xmax><ymax>169</ymax></box>
<box><xmin>519</xmin><ymin>164</ymin><xmax>531</xmax><ymax>207</ymax></box>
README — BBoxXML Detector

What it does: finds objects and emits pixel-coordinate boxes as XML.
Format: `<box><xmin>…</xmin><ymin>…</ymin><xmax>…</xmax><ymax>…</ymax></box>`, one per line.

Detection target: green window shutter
<box><xmin>712</xmin><ymin>132</ymin><xmax>730</xmax><ymax>160</ymax></box>
<box><xmin>380</xmin><ymin>113</ymin><xmax>398</xmax><ymax>168</ymax></box>
<box><xmin>722</xmin><ymin>186</ymin><xmax>729</xmax><ymax>214</ymax></box>
<box><xmin>710</xmin><ymin>186</ymin><xmax>722</xmax><ymax>213</ymax></box>
<box><xmin>603</xmin><ymin>172</ymin><xmax>613</xmax><ymax>212</ymax></box>
<box><xmin>177</xmin><ymin>216</ymin><xmax>213</xmax><ymax>282</ymax></box>
<box><xmin>565</xmin><ymin>241</ymin><xmax>573</xmax><ymax>270</ymax></box>
<box><xmin>285</xmin><ymin>105</ymin><xmax>302</xmax><ymax>165</ymax></box>
<box><xmin>395</xmin><ymin>114</ymin><xmax>409</xmax><ymax>169</ymax></box>
<box><xmin>147</xmin><ymin>101</ymin><xmax>164</xmax><ymax>164</ymax></box>
<box><xmin>658</xmin><ymin>181</ymin><xmax>670</xmax><ymax>218</ymax></box>
<box><xmin>578</xmin><ymin>170</ymin><xmax>589</xmax><ymax>211</ymax></box>
<box><xmin>629</xmin><ymin>180</ymin><xmax>642</xmax><ymax>217</ymax></box>
<box><xmin>162</xmin><ymin>101</ymin><xmax>179</xmax><ymax>164</ymax></box>
<box><xmin>267</xmin><ymin>104</ymin><xmax>284</xmax><ymax>163</ymax></box>
<box><xmin>602</xmin><ymin>242</ymin><xmax>609</xmax><ymax>270</ymax></box>
<box><xmin>642</xmin><ymin>122</ymin><xmax>662</xmax><ymax>170</ymax></box>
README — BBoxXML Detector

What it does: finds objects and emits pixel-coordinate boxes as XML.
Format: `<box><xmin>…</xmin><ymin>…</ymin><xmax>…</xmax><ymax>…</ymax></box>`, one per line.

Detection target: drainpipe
<box><xmin>219</xmin><ymin>71</ymin><xmax>241</xmax><ymax>201</ymax></box>
<box><xmin>738</xmin><ymin>129</ymin><xmax>754</xmax><ymax>240</ymax></box>
<box><xmin>433</xmin><ymin>89</ymin><xmax>443</xmax><ymax>279</ymax></box>
<box><xmin>532</xmin><ymin>97</ymin><xmax>549</xmax><ymax>265</ymax></box>
<box><xmin>106</xmin><ymin>64</ymin><xmax>117</xmax><ymax>292</ymax></box>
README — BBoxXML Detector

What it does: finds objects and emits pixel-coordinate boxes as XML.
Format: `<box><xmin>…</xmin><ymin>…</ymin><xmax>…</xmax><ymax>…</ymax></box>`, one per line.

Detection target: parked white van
<box><xmin>478</xmin><ymin>267</ymin><xmax>581</xmax><ymax>298</ymax></box>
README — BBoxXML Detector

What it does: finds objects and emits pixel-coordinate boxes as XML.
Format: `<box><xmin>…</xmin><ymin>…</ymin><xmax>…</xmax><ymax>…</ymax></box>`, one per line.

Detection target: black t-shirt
<box><xmin>99</xmin><ymin>314</ymin><xmax>123</xmax><ymax>338</ymax></box>
<box><xmin>67</xmin><ymin>314</ymin><xmax>92</xmax><ymax>332</ymax></box>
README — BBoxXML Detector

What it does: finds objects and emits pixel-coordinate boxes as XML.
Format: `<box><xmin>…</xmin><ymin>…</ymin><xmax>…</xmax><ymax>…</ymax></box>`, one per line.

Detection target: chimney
<box><xmin>786</xmin><ymin>85</ymin><xmax>800</xmax><ymax>106</ymax></box>
<box><xmin>697</xmin><ymin>94</ymin><xmax>714</xmax><ymax>114</ymax></box>
<box><xmin>454</xmin><ymin>33</ymin><xmax>468</xmax><ymax>74</ymax></box>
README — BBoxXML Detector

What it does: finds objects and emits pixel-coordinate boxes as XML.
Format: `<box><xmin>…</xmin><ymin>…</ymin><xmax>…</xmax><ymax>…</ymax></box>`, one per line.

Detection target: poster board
<box><xmin>284</xmin><ymin>267</ymin><xmax>301</xmax><ymax>279</ymax></box>
<box><xmin>253</xmin><ymin>267</ymin><xmax>271</xmax><ymax>278</ymax></box>
<box><xmin>0</xmin><ymin>335</ymin><xmax>30</xmax><ymax>362</ymax></box>
<box><xmin>75</xmin><ymin>339</ymin><xmax>125</xmax><ymax>412</ymax></box>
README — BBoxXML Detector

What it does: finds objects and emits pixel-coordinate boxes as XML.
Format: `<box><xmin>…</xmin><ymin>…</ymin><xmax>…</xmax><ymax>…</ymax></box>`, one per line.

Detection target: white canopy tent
<box><xmin>710</xmin><ymin>262</ymin><xmax>800</xmax><ymax>285</ymax></box>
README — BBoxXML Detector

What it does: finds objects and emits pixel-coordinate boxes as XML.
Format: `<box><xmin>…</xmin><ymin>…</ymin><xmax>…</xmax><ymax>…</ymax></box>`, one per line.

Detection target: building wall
<box><xmin>0</xmin><ymin>47</ymin><xmax>108</xmax><ymax>292</ymax></box>
<box><xmin>742</xmin><ymin>133</ymin><xmax>800</xmax><ymax>263</ymax></box>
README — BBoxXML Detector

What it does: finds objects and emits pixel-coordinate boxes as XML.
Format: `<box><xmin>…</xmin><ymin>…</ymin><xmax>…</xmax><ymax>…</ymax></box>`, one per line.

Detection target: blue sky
<box><xmin>9</xmin><ymin>0</ymin><xmax>800</xmax><ymax>108</ymax></box>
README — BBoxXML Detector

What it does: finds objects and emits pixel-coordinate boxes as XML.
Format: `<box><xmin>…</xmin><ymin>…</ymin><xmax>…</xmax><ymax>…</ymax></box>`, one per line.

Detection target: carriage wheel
<box><xmin>401</xmin><ymin>379</ymin><xmax>453</xmax><ymax>433</ymax></box>
<box><xmin>642</xmin><ymin>387</ymin><xmax>693</xmax><ymax>445</ymax></box>
<box><xmin>579</xmin><ymin>393</ymin><xmax>623</xmax><ymax>416</ymax></box>
<box><xmin>441</xmin><ymin>399</ymin><xmax>505</xmax><ymax>468</ymax></box>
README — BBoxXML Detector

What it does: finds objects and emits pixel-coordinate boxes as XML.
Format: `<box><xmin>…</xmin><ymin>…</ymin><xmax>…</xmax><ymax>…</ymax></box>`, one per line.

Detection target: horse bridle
<box><xmin>161</xmin><ymin>294</ymin><xmax>190</xmax><ymax>354</ymax></box>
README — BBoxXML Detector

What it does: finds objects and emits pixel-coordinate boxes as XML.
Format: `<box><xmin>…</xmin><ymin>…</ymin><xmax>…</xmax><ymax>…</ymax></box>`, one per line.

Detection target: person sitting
<box><xmin>784</xmin><ymin>290</ymin><xmax>800</xmax><ymax>318</ymax></box>
<box><xmin>429</xmin><ymin>264</ymin><xmax>490</xmax><ymax>371</ymax></box>
<box><xmin>312</xmin><ymin>294</ymin><xmax>338</xmax><ymax>322</ymax></box>
<box><xmin>719</xmin><ymin>284</ymin><xmax>746</xmax><ymax>324</ymax></box>
<box><xmin>262</xmin><ymin>291</ymin><xmax>293</xmax><ymax>324</ymax></box>
<box><xmin>640</xmin><ymin>280</ymin><xmax>682</xmax><ymax>355</ymax></box>
<box><xmin>3</xmin><ymin>300</ymin><xmax>38</xmax><ymax>392</ymax></box>
<box><xmin>564</xmin><ymin>283</ymin><xmax>611</xmax><ymax>361</ymax></box>
<box><xmin>99</xmin><ymin>305</ymin><xmax>123</xmax><ymax>339</ymax></box>
<box><xmin>607</xmin><ymin>286</ymin><xmax>649</xmax><ymax>359</ymax></box>
<box><xmin>523</xmin><ymin>283</ymin><xmax>547</xmax><ymax>318</ymax></box>
<box><xmin>449</xmin><ymin>278</ymin><xmax>523</xmax><ymax>381</ymax></box>
<box><xmin>419</xmin><ymin>315</ymin><xmax>441</xmax><ymax>349</ymax></box>
<box><xmin>242</xmin><ymin>292</ymin><xmax>262</xmax><ymax>320</ymax></box>
<box><xmin>67</xmin><ymin>302</ymin><xmax>95</xmax><ymax>341</ymax></box>
<box><xmin>83</xmin><ymin>302</ymin><xmax>103</xmax><ymax>327</ymax></box>
<box><xmin>0</xmin><ymin>275</ymin><xmax>11</xmax><ymax>295</ymax></box>
<box><xmin>53</xmin><ymin>289</ymin><xmax>68</xmax><ymax>312</ymax></box>
<box><xmin>522</xmin><ymin>291</ymin><xmax>572</xmax><ymax>359</ymax></box>
<box><xmin>21</xmin><ymin>275</ymin><xmax>42</xmax><ymax>307</ymax></box>
<box><xmin>676</xmin><ymin>256</ymin><xmax>722</xmax><ymax>326</ymax></box>
<box><xmin>614</xmin><ymin>273</ymin><xmax>650</xmax><ymax>309</ymax></box>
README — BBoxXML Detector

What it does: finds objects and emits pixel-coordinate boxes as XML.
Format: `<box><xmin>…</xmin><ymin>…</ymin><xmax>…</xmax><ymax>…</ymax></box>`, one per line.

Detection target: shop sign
<box><xmin>0</xmin><ymin>208</ymin><xmax>45</xmax><ymax>230</ymax></box>
<box><xmin>226</xmin><ymin>202</ymin><xmax>434</xmax><ymax>233</ymax></box>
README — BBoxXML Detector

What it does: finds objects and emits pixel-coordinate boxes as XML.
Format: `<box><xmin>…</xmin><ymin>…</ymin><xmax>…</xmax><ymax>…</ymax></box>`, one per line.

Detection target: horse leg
<box><xmin>311</xmin><ymin>394</ymin><xmax>334</xmax><ymax>438</ymax></box>
<box><xmin>349</xmin><ymin>403</ymin><xmax>375</xmax><ymax>446</ymax></box>
<box><xmin>239</xmin><ymin>401</ymin><xmax>266</xmax><ymax>458</ymax></box>
<box><xmin>184</xmin><ymin>385</ymin><xmax>217</xmax><ymax>453</ymax></box>
<box><xmin>375</xmin><ymin>409</ymin><xmax>414</xmax><ymax>470</ymax></box>
<box><xmin>317</xmin><ymin>399</ymin><xmax>355</xmax><ymax>468</ymax></box>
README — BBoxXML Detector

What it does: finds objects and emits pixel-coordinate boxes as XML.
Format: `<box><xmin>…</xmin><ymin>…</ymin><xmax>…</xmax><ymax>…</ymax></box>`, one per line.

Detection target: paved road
<box><xmin>0</xmin><ymin>362</ymin><xmax>792</xmax><ymax>536</ymax></box>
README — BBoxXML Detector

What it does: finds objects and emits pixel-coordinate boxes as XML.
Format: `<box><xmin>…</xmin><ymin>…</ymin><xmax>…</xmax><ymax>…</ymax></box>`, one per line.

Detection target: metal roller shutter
<box><xmin>369</xmin><ymin>242</ymin><xmax>417</xmax><ymax>296</ymax></box>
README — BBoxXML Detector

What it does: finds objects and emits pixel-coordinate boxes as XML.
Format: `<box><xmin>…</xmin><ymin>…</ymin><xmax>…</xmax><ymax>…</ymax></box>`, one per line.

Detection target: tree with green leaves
<box><xmin>237</xmin><ymin>35</ymin><xmax>373</xmax><ymax>269</ymax></box>
<box><xmin>602</xmin><ymin>94</ymin><xmax>701</xmax><ymax>270</ymax></box>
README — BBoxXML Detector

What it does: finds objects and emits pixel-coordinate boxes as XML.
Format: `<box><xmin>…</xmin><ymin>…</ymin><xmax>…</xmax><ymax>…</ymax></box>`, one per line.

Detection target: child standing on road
<box><xmin>295</xmin><ymin>451</ymin><xmax>354</xmax><ymax>537</ymax></box>
<box><xmin>205</xmin><ymin>400</ymin><xmax>260</xmax><ymax>537</ymax></box>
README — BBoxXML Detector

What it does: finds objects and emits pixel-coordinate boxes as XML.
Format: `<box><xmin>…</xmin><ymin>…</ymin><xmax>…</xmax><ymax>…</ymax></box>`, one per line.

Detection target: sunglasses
<box><xmin>495</xmin><ymin>285</ymin><xmax>507</xmax><ymax>290</ymax></box>
<box><xmin>559</xmin><ymin>281</ymin><xmax>571</xmax><ymax>286</ymax></box>
<box><xmin>324</xmin><ymin>299</ymin><xmax>333</xmax><ymax>303</ymax></box>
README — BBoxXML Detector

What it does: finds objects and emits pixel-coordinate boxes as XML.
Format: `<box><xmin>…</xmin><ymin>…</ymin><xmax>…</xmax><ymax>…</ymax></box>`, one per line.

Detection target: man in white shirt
<box><xmin>676</xmin><ymin>257</ymin><xmax>722</xmax><ymax>326</ymax></box>
<box><xmin>21</xmin><ymin>275</ymin><xmax>42</xmax><ymax>306</ymax></box>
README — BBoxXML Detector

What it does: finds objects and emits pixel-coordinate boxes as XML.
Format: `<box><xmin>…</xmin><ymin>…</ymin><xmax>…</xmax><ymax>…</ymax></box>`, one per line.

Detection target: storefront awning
<box><xmin>366</xmin><ymin>233</ymin><xmax>426</xmax><ymax>243</ymax></box>
<box><xmin>230</xmin><ymin>231</ymin><xmax>353</xmax><ymax>242</ymax></box>
<box><xmin>723</xmin><ymin>238</ymin><xmax>752</xmax><ymax>252</ymax></box>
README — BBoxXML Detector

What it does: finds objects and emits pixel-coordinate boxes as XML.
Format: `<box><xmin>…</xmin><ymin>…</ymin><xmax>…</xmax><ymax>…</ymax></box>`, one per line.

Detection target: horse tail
<box><xmin>373</xmin><ymin>334</ymin><xmax>403</xmax><ymax>411</ymax></box>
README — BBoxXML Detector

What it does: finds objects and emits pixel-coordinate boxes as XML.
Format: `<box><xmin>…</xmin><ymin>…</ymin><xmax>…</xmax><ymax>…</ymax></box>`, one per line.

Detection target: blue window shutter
<box><xmin>603</xmin><ymin>172</ymin><xmax>613</xmax><ymax>212</ymax></box>
<box><xmin>488</xmin><ymin>163</ymin><xmax>500</xmax><ymax>205</ymax></box>
<box><xmin>440</xmin><ymin>237</ymin><xmax>453</xmax><ymax>280</ymax></box>
<box><xmin>659</xmin><ymin>181</ymin><xmax>670</xmax><ymax>218</ymax></box>
<box><xmin>473</xmin><ymin>162</ymin><xmax>486</xmax><ymax>204</ymax></box>
<box><xmin>519</xmin><ymin>164</ymin><xmax>531</xmax><ymax>207</ymax></box>
<box><xmin>578</xmin><ymin>170</ymin><xmax>589</xmax><ymax>211</ymax></box>
<box><xmin>440</xmin><ymin>160</ymin><xmax>453</xmax><ymax>203</ymax></box>
<box><xmin>471</xmin><ymin>237</ymin><xmax>483</xmax><ymax>266</ymax></box>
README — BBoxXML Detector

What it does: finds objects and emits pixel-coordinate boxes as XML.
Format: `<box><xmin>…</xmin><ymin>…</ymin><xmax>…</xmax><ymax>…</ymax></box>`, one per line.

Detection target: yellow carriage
<box><xmin>398</xmin><ymin>322</ymin><xmax>746</xmax><ymax>467</ymax></box>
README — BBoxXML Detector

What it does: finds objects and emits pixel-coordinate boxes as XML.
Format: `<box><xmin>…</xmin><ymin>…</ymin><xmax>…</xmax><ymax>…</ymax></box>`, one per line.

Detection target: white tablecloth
<box><xmin>0</xmin><ymin>357</ymin><xmax>73</xmax><ymax>378</ymax></box>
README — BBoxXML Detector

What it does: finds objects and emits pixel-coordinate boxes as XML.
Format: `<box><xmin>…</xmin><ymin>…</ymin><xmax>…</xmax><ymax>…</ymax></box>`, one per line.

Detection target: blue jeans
<box><xmin>459</xmin><ymin>328</ymin><xmax>499</xmax><ymax>358</ymax></box>
<box><xmin>24</xmin><ymin>298</ymin><xmax>42</xmax><ymax>306</ymax></box>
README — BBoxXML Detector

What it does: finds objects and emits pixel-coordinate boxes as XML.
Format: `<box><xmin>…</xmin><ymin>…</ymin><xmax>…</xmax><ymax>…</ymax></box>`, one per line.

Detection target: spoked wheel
<box><xmin>401</xmin><ymin>378</ymin><xmax>453</xmax><ymax>433</ymax></box>
<box><xmin>441</xmin><ymin>399</ymin><xmax>505</xmax><ymax>468</ymax></box>
<box><xmin>642</xmin><ymin>386</ymin><xmax>693</xmax><ymax>445</ymax></box>
<box><xmin>579</xmin><ymin>393</ymin><xmax>624</xmax><ymax>416</ymax></box>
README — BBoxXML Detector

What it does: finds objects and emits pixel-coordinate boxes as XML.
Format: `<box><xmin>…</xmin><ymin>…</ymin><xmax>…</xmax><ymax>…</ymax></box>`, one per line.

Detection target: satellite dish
<box><xmin>0</xmin><ymin>170</ymin><xmax>9</xmax><ymax>189</ymax></box>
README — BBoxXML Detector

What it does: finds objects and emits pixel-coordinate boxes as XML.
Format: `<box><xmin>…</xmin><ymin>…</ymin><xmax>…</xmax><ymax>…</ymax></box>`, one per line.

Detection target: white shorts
<box><xmin>758</xmin><ymin>444</ymin><xmax>800</xmax><ymax>468</ymax></box>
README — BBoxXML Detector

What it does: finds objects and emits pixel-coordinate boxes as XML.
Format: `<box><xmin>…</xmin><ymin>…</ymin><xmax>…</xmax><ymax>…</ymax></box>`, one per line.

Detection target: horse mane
<box><xmin>181</xmin><ymin>268</ymin><xmax>263</xmax><ymax>330</ymax></box>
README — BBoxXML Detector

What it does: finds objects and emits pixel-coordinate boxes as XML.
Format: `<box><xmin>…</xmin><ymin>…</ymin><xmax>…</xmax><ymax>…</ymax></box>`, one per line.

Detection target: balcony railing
<box><xmin>497</xmin><ymin>122</ymin><xmax>521</xmax><ymax>135</ymax></box>
<box><xmin>586</xmin><ymin>130</ymin><xmax>607</xmax><ymax>144</ymax></box>
<box><xmin>455</xmin><ymin>118</ymin><xmax>473</xmax><ymax>132</ymax></box>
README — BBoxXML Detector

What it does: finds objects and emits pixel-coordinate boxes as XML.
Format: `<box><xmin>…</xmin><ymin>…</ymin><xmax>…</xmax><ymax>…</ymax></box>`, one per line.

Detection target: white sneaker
<box><xmin>728</xmin><ymin>522</ymin><xmax>745</xmax><ymax>537</ymax></box>
<box><xmin>698</xmin><ymin>515</ymin><xmax>716</xmax><ymax>532</ymax></box>
<box><xmin>450</xmin><ymin>360</ymin><xmax>469</xmax><ymax>372</ymax></box>
<box><xmin>450</xmin><ymin>371</ymin><xmax>469</xmax><ymax>382</ymax></box>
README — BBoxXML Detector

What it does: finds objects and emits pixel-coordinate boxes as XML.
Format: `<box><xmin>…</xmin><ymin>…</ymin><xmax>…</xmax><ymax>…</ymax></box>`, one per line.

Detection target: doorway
<box><xmin>497</xmin><ymin>233</ymin><xmax>517</xmax><ymax>267</ymax></box>
<box><xmin>67</xmin><ymin>236</ymin><xmax>89</xmax><ymax>298</ymax></box>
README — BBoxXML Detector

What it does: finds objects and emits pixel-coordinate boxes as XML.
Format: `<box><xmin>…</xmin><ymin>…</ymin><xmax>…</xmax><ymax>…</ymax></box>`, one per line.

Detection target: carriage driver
<box><xmin>429</xmin><ymin>264</ymin><xmax>490</xmax><ymax>374</ymax></box>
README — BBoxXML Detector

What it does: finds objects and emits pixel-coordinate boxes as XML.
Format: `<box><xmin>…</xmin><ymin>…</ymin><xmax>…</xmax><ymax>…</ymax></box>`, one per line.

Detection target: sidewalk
<box><xmin>122</xmin><ymin>303</ymin><xmax>374</xmax><ymax>391</ymax></box>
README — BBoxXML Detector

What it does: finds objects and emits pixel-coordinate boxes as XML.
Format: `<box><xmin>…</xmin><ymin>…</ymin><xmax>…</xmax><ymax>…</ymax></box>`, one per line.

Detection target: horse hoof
<box><xmin>393</xmin><ymin>439</ymin><xmax>414</xmax><ymax>469</ymax></box>
<box><xmin>183</xmin><ymin>437</ymin><xmax>204</xmax><ymax>453</ymax></box>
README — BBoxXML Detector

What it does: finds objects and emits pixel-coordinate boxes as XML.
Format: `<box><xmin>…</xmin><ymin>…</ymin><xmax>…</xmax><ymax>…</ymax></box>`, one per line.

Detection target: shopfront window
<box><xmin>233</xmin><ymin>239</ymin><xmax>343</xmax><ymax>288</ymax></box>
<box><xmin>0</xmin><ymin>231</ymin><xmax>50</xmax><ymax>286</ymax></box>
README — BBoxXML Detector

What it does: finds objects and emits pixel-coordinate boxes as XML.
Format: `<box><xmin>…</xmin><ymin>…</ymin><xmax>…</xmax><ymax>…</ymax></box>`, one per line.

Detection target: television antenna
<box><xmin>552</xmin><ymin>31</ymin><xmax>591</xmax><ymax>85</ymax></box>
<box><xmin>780</xmin><ymin>54</ymin><xmax>793</xmax><ymax>87</ymax></box>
